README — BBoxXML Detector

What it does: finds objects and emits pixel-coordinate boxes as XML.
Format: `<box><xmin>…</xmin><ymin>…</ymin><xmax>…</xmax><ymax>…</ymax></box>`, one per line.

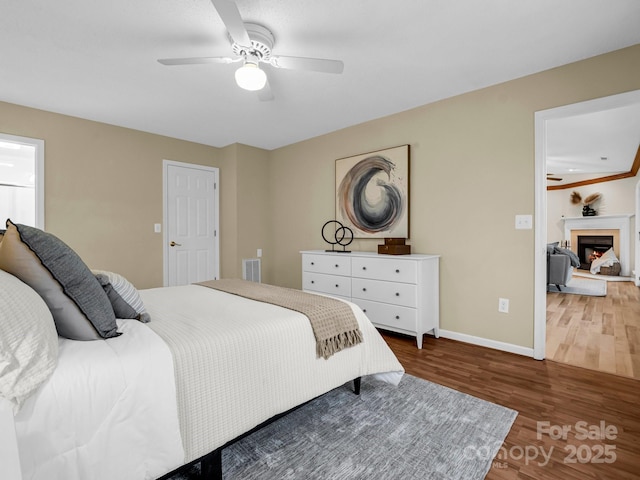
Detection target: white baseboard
<box><xmin>438</xmin><ymin>329</ymin><xmax>535</xmax><ymax>358</ymax></box>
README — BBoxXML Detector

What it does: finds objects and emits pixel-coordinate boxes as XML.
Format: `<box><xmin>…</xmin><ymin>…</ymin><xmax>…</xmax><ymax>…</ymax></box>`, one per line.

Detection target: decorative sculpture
<box><xmin>321</xmin><ymin>220</ymin><xmax>353</xmax><ymax>253</ymax></box>
<box><xmin>570</xmin><ymin>191</ymin><xmax>601</xmax><ymax>216</ymax></box>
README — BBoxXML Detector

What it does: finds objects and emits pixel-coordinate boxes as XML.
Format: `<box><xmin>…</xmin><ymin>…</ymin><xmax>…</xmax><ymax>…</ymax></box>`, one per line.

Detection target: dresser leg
<box><xmin>416</xmin><ymin>334</ymin><xmax>423</xmax><ymax>349</ymax></box>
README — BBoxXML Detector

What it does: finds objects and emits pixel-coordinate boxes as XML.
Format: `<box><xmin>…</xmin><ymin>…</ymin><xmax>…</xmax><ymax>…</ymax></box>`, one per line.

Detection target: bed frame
<box><xmin>158</xmin><ymin>377</ymin><xmax>362</xmax><ymax>480</ymax></box>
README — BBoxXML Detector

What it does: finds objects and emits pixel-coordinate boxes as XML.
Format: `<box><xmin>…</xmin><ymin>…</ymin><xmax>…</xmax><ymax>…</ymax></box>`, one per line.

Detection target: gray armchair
<box><xmin>547</xmin><ymin>243</ymin><xmax>580</xmax><ymax>291</ymax></box>
<box><xmin>547</xmin><ymin>252</ymin><xmax>572</xmax><ymax>291</ymax></box>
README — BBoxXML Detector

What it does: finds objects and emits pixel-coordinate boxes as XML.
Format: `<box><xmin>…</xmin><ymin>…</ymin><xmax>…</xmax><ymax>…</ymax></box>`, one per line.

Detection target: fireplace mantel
<box><xmin>563</xmin><ymin>214</ymin><xmax>635</xmax><ymax>276</ymax></box>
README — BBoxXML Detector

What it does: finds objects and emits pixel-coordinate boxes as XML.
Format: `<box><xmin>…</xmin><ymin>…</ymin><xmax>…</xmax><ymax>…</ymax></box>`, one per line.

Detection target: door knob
<box><xmin>169</xmin><ymin>241</ymin><xmax>182</xmax><ymax>247</ymax></box>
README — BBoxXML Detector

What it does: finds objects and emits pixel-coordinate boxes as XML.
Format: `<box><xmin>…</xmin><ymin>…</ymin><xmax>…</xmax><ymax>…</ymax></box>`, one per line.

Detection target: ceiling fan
<box><xmin>547</xmin><ymin>173</ymin><xmax>563</xmax><ymax>181</ymax></box>
<box><xmin>158</xmin><ymin>0</ymin><xmax>344</xmax><ymax>100</ymax></box>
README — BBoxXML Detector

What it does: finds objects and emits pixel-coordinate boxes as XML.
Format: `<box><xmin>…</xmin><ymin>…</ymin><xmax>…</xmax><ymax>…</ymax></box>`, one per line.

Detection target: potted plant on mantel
<box><xmin>570</xmin><ymin>191</ymin><xmax>602</xmax><ymax>216</ymax></box>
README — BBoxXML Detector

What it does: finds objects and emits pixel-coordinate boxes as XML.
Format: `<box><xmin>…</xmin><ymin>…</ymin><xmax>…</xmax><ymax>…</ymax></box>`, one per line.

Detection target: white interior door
<box><xmin>164</xmin><ymin>161</ymin><xmax>219</xmax><ymax>286</ymax></box>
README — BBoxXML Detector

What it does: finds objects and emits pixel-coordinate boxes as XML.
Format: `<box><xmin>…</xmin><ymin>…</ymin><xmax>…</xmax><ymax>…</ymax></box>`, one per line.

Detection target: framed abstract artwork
<box><xmin>335</xmin><ymin>144</ymin><xmax>409</xmax><ymax>239</ymax></box>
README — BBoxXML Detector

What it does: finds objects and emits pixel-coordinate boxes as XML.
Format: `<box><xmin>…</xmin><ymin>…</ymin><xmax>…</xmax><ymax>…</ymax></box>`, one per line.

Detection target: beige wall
<box><xmin>0</xmin><ymin>102</ymin><xmax>226</xmax><ymax>289</ymax></box>
<box><xmin>0</xmin><ymin>102</ymin><xmax>272</xmax><ymax>290</ymax></box>
<box><xmin>218</xmin><ymin>144</ymin><xmax>239</xmax><ymax>280</ymax></box>
<box><xmin>219</xmin><ymin>143</ymin><xmax>271</xmax><ymax>281</ymax></box>
<box><xmin>2</xmin><ymin>44</ymin><xmax>639</xmax><ymax>350</ymax></box>
<box><xmin>0</xmin><ymin>103</ymin><xmax>236</xmax><ymax>288</ymax></box>
<box><xmin>268</xmin><ymin>44</ymin><xmax>640</xmax><ymax>349</ymax></box>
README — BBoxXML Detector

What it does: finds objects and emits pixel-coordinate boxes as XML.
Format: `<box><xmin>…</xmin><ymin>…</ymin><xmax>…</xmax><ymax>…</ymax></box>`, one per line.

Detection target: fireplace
<box><xmin>576</xmin><ymin>235</ymin><xmax>614</xmax><ymax>271</ymax></box>
<box><xmin>562</xmin><ymin>214</ymin><xmax>634</xmax><ymax>277</ymax></box>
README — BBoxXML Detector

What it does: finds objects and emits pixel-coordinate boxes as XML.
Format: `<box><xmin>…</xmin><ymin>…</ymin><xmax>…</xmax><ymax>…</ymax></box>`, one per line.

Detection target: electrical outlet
<box><xmin>257</xmin><ymin>248</ymin><xmax>262</xmax><ymax>258</ymax></box>
<box><xmin>498</xmin><ymin>298</ymin><xmax>509</xmax><ymax>313</ymax></box>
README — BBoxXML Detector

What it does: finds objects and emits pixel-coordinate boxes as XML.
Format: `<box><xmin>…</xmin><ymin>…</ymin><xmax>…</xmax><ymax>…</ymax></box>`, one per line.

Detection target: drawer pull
<box><xmin>362</xmin><ymin>266</ymin><xmax>366</xmax><ymax>270</ymax></box>
<box><xmin>311</xmin><ymin>262</ymin><xmax>315</xmax><ymax>265</ymax></box>
<box><xmin>311</xmin><ymin>280</ymin><xmax>315</xmax><ymax>284</ymax></box>
<box><xmin>395</xmin><ymin>269</ymin><xmax>400</xmax><ymax>273</ymax></box>
<box><xmin>335</xmin><ymin>264</ymin><xmax>339</xmax><ymax>268</ymax></box>
<box><xmin>395</xmin><ymin>292</ymin><xmax>400</xmax><ymax>296</ymax></box>
<box><xmin>362</xmin><ymin>288</ymin><xmax>367</xmax><ymax>292</ymax></box>
<box><xmin>335</xmin><ymin>284</ymin><xmax>339</xmax><ymax>288</ymax></box>
<box><xmin>363</xmin><ymin>309</ymin><xmax>367</xmax><ymax>313</ymax></box>
<box><xmin>395</xmin><ymin>315</ymin><xmax>400</xmax><ymax>320</ymax></box>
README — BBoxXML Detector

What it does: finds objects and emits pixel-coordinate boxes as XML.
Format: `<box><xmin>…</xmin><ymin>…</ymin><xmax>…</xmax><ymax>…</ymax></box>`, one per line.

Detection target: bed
<box><xmin>0</xmin><ymin>222</ymin><xmax>404</xmax><ymax>480</ymax></box>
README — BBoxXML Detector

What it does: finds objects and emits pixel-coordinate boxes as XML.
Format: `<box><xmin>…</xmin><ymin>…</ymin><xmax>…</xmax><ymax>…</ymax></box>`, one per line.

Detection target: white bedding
<box><xmin>142</xmin><ymin>284</ymin><xmax>404</xmax><ymax>463</ymax></box>
<box><xmin>12</xmin><ymin>284</ymin><xmax>403</xmax><ymax>480</ymax></box>
<box><xmin>13</xmin><ymin>319</ymin><xmax>184</xmax><ymax>480</ymax></box>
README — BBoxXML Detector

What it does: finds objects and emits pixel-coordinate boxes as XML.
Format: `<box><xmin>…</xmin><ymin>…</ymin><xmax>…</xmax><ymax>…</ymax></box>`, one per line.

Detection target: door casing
<box><xmin>533</xmin><ymin>89</ymin><xmax>640</xmax><ymax>360</ymax></box>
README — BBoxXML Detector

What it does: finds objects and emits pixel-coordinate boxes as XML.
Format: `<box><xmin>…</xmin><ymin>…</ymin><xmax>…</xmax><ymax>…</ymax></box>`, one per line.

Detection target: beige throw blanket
<box><xmin>196</xmin><ymin>279</ymin><xmax>363</xmax><ymax>359</ymax></box>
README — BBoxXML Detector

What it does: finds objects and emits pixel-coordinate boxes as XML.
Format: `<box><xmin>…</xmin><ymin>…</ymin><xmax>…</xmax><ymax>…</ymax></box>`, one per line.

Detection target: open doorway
<box><xmin>534</xmin><ymin>89</ymin><xmax>640</xmax><ymax>377</ymax></box>
<box><xmin>0</xmin><ymin>133</ymin><xmax>45</xmax><ymax>228</ymax></box>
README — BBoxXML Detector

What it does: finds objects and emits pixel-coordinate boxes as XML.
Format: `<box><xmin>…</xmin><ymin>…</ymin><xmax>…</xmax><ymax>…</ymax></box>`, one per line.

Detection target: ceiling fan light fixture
<box><xmin>235</xmin><ymin>61</ymin><xmax>267</xmax><ymax>91</ymax></box>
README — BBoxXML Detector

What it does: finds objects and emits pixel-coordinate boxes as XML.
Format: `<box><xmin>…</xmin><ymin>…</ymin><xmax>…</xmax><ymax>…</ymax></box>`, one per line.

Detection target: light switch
<box><xmin>498</xmin><ymin>298</ymin><xmax>509</xmax><ymax>313</ymax></box>
<box><xmin>515</xmin><ymin>215</ymin><xmax>532</xmax><ymax>230</ymax></box>
<box><xmin>154</xmin><ymin>223</ymin><xmax>162</xmax><ymax>233</ymax></box>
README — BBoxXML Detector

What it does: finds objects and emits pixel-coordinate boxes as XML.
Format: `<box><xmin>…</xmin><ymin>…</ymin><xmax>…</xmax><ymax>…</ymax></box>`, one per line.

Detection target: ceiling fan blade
<box><xmin>210</xmin><ymin>0</ymin><xmax>252</xmax><ymax>47</ymax></box>
<box><xmin>547</xmin><ymin>177</ymin><xmax>563</xmax><ymax>181</ymax></box>
<box><xmin>269</xmin><ymin>55</ymin><xmax>344</xmax><ymax>74</ymax></box>
<box><xmin>257</xmin><ymin>79</ymin><xmax>274</xmax><ymax>102</ymax></box>
<box><xmin>158</xmin><ymin>56</ymin><xmax>237</xmax><ymax>66</ymax></box>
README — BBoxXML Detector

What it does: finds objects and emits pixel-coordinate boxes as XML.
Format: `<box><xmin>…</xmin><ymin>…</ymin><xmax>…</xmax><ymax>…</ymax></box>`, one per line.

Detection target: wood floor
<box><xmin>382</xmin><ymin>332</ymin><xmax>640</xmax><ymax>479</ymax></box>
<box><xmin>546</xmin><ymin>279</ymin><xmax>640</xmax><ymax>379</ymax></box>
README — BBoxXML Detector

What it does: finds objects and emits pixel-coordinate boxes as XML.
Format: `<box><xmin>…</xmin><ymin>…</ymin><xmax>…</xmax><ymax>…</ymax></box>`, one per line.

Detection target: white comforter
<box><xmin>13</xmin><ymin>320</ymin><xmax>184</xmax><ymax>480</ymax></box>
<box><xmin>142</xmin><ymin>284</ymin><xmax>404</xmax><ymax>463</ymax></box>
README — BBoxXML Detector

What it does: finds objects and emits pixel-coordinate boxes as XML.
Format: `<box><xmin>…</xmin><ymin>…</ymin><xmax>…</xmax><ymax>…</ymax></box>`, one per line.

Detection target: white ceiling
<box><xmin>546</xmin><ymin>102</ymin><xmax>640</xmax><ymax>185</ymax></box>
<box><xmin>1</xmin><ymin>1</ymin><xmax>640</xmax><ymax>151</ymax></box>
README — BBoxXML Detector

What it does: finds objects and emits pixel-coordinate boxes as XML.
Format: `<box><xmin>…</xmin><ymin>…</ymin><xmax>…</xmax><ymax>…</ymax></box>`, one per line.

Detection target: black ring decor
<box><xmin>322</xmin><ymin>220</ymin><xmax>353</xmax><ymax>253</ymax></box>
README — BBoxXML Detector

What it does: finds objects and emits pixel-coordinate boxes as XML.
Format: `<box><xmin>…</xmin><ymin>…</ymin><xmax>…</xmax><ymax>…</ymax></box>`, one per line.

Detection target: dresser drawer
<box><xmin>302</xmin><ymin>272</ymin><xmax>352</xmax><ymax>298</ymax></box>
<box><xmin>351</xmin><ymin>257</ymin><xmax>417</xmax><ymax>283</ymax></box>
<box><xmin>302</xmin><ymin>253</ymin><xmax>351</xmax><ymax>277</ymax></box>
<box><xmin>352</xmin><ymin>299</ymin><xmax>417</xmax><ymax>332</ymax></box>
<box><xmin>351</xmin><ymin>278</ymin><xmax>417</xmax><ymax>308</ymax></box>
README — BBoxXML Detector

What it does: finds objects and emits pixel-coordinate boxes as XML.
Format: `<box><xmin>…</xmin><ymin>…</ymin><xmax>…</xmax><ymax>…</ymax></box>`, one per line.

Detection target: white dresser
<box><xmin>300</xmin><ymin>250</ymin><xmax>440</xmax><ymax>348</ymax></box>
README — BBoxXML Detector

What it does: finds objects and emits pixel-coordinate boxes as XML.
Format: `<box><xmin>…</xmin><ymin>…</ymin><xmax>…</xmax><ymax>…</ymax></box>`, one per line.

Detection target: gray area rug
<box><xmin>169</xmin><ymin>374</ymin><xmax>517</xmax><ymax>480</ymax></box>
<box><xmin>548</xmin><ymin>277</ymin><xmax>607</xmax><ymax>296</ymax></box>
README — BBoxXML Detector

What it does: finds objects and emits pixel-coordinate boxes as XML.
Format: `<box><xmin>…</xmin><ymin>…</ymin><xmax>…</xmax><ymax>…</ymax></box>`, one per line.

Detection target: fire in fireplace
<box><xmin>576</xmin><ymin>235</ymin><xmax>614</xmax><ymax>270</ymax></box>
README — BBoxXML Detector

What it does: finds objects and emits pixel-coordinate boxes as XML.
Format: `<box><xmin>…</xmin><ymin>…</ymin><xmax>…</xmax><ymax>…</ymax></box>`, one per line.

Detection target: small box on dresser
<box><xmin>301</xmin><ymin>250</ymin><xmax>440</xmax><ymax>348</ymax></box>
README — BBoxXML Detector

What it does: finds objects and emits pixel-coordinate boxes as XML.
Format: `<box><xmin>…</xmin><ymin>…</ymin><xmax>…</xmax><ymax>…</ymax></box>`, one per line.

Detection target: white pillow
<box><xmin>590</xmin><ymin>248</ymin><xmax>619</xmax><ymax>274</ymax></box>
<box><xmin>0</xmin><ymin>269</ymin><xmax>58</xmax><ymax>413</ymax></box>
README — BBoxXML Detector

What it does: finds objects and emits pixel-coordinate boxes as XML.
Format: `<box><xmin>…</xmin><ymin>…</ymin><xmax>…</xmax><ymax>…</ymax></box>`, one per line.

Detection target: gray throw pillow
<box><xmin>0</xmin><ymin>220</ymin><xmax>119</xmax><ymax>340</ymax></box>
<box><xmin>94</xmin><ymin>273</ymin><xmax>140</xmax><ymax>320</ymax></box>
<box><xmin>92</xmin><ymin>270</ymin><xmax>150</xmax><ymax>323</ymax></box>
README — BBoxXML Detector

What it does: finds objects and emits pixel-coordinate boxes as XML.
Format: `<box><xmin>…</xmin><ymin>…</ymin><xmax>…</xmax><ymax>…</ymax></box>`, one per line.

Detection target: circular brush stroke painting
<box><xmin>336</xmin><ymin>145</ymin><xmax>409</xmax><ymax>238</ymax></box>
